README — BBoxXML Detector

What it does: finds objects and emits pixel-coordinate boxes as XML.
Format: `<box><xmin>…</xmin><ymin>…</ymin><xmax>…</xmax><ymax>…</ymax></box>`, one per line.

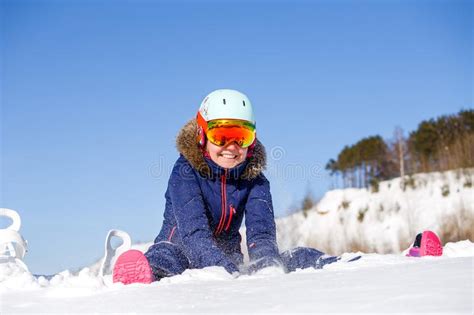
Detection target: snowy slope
<box><xmin>276</xmin><ymin>169</ymin><xmax>474</xmax><ymax>255</ymax></box>
<box><xmin>1</xmin><ymin>241</ymin><xmax>473</xmax><ymax>313</ymax></box>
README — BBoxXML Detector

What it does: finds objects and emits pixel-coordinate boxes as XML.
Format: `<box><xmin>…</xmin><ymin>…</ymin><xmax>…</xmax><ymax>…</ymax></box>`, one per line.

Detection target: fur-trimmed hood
<box><xmin>175</xmin><ymin>119</ymin><xmax>266</xmax><ymax>180</ymax></box>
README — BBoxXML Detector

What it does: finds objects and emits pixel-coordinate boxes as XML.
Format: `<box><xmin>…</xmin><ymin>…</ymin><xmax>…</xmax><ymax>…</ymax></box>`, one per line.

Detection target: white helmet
<box><xmin>198</xmin><ymin>89</ymin><xmax>255</xmax><ymax>124</ymax></box>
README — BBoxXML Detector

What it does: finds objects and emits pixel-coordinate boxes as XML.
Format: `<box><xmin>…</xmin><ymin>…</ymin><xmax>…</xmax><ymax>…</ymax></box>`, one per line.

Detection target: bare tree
<box><xmin>394</xmin><ymin>126</ymin><xmax>406</xmax><ymax>177</ymax></box>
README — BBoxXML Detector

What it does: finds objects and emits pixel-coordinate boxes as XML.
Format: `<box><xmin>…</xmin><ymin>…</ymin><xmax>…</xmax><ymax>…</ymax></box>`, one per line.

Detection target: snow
<box><xmin>1</xmin><ymin>242</ymin><xmax>473</xmax><ymax>313</ymax></box>
<box><xmin>1</xmin><ymin>169</ymin><xmax>473</xmax><ymax>313</ymax></box>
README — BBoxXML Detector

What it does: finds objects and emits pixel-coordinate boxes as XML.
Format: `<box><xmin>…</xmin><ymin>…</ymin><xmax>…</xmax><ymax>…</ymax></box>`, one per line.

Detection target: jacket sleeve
<box><xmin>168</xmin><ymin>157</ymin><xmax>239</xmax><ymax>274</ymax></box>
<box><xmin>244</xmin><ymin>173</ymin><xmax>283</xmax><ymax>271</ymax></box>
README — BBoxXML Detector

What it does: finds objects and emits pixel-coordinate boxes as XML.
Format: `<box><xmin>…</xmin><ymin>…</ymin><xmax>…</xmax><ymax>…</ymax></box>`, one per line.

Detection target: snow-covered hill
<box><xmin>276</xmin><ymin>168</ymin><xmax>474</xmax><ymax>255</ymax></box>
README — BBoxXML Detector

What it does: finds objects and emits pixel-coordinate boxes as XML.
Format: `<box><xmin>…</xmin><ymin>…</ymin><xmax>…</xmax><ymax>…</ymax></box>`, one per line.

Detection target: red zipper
<box><xmin>215</xmin><ymin>169</ymin><xmax>228</xmax><ymax>235</ymax></box>
<box><xmin>224</xmin><ymin>205</ymin><xmax>235</xmax><ymax>232</ymax></box>
<box><xmin>215</xmin><ymin>170</ymin><xmax>235</xmax><ymax>235</ymax></box>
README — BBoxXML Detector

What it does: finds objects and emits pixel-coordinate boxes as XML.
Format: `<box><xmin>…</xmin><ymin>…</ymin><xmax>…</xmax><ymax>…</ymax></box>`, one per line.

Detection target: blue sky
<box><xmin>1</xmin><ymin>0</ymin><xmax>472</xmax><ymax>275</ymax></box>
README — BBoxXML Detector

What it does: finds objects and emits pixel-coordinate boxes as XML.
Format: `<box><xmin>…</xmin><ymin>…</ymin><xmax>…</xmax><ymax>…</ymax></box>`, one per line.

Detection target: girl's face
<box><xmin>206</xmin><ymin>141</ymin><xmax>248</xmax><ymax>169</ymax></box>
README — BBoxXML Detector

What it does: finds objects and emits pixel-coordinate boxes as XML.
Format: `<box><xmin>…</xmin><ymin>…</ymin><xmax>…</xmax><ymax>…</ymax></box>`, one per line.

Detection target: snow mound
<box><xmin>0</xmin><ymin>261</ymin><xmax>39</xmax><ymax>291</ymax></box>
<box><xmin>442</xmin><ymin>240</ymin><xmax>474</xmax><ymax>257</ymax></box>
<box><xmin>159</xmin><ymin>266</ymin><xmax>235</xmax><ymax>284</ymax></box>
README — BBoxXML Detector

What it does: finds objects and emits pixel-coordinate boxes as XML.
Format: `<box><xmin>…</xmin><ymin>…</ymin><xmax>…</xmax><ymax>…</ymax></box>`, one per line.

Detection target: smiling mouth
<box><xmin>220</xmin><ymin>153</ymin><xmax>238</xmax><ymax>160</ymax></box>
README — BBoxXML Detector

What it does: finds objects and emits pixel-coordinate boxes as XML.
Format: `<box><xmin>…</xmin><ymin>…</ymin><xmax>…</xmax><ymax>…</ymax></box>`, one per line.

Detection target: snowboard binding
<box><xmin>0</xmin><ymin>208</ymin><xmax>29</xmax><ymax>271</ymax></box>
<box><xmin>406</xmin><ymin>230</ymin><xmax>443</xmax><ymax>257</ymax></box>
<box><xmin>99</xmin><ymin>229</ymin><xmax>153</xmax><ymax>285</ymax></box>
<box><xmin>99</xmin><ymin>229</ymin><xmax>132</xmax><ymax>277</ymax></box>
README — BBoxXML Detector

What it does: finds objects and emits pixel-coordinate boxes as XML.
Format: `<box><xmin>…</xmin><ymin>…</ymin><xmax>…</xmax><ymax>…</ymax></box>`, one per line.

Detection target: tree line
<box><xmin>325</xmin><ymin>109</ymin><xmax>474</xmax><ymax>189</ymax></box>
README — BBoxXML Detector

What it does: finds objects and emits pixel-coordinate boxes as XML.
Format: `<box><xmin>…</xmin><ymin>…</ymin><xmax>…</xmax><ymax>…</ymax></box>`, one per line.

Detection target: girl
<box><xmin>113</xmin><ymin>89</ymin><xmax>339</xmax><ymax>284</ymax></box>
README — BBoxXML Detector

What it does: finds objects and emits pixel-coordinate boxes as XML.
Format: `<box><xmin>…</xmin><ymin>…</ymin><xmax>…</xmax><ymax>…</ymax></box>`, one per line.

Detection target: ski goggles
<box><xmin>204</xmin><ymin>118</ymin><xmax>256</xmax><ymax>148</ymax></box>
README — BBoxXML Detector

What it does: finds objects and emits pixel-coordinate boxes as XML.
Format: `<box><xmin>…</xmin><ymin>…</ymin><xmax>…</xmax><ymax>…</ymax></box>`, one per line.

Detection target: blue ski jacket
<box><xmin>151</xmin><ymin>119</ymin><xmax>281</xmax><ymax>273</ymax></box>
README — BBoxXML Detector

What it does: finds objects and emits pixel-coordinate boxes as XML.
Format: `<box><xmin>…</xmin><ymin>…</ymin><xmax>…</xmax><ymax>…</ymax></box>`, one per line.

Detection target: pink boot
<box><xmin>113</xmin><ymin>249</ymin><xmax>154</xmax><ymax>284</ymax></box>
<box><xmin>407</xmin><ymin>230</ymin><xmax>443</xmax><ymax>257</ymax></box>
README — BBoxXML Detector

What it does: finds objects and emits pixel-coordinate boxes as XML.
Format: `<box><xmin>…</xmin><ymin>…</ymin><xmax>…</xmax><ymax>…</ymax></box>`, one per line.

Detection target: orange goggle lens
<box><xmin>206</xmin><ymin>119</ymin><xmax>256</xmax><ymax>148</ymax></box>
